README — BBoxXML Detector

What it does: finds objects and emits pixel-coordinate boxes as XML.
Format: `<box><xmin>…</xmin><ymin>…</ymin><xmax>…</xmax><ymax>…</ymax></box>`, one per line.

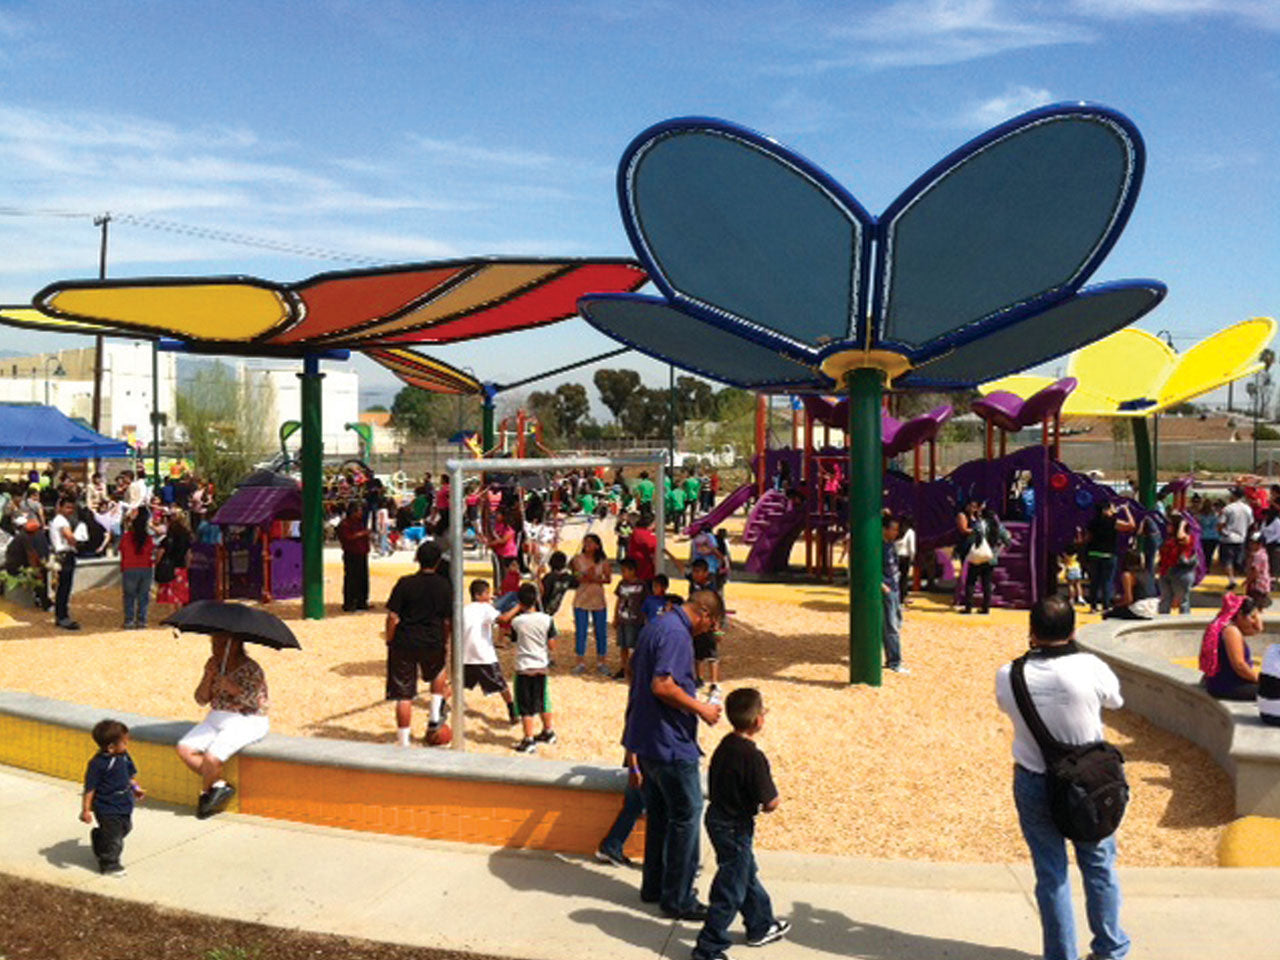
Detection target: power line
<box><xmin>0</xmin><ymin>205</ymin><xmax>388</xmax><ymax>265</ymax></box>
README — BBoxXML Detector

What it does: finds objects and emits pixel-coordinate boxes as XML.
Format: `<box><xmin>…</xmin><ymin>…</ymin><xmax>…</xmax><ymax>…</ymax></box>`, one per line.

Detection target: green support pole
<box><xmin>481</xmin><ymin>385</ymin><xmax>497</xmax><ymax>453</ymax></box>
<box><xmin>1132</xmin><ymin>417</ymin><xmax>1156</xmax><ymax>508</ymax></box>
<box><xmin>847</xmin><ymin>368</ymin><xmax>884</xmax><ymax>686</ymax></box>
<box><xmin>300</xmin><ymin>355</ymin><xmax>325</xmax><ymax>620</ymax></box>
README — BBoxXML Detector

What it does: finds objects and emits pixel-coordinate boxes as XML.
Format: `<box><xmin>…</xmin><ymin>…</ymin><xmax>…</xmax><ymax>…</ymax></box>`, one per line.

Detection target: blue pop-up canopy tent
<box><xmin>0</xmin><ymin>402</ymin><xmax>130</xmax><ymax>460</ymax></box>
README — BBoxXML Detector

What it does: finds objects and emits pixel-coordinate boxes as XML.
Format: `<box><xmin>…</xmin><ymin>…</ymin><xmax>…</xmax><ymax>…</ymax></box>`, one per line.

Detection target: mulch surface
<box><xmin>0</xmin><ymin>872</ymin><xmax>519</xmax><ymax>960</ymax></box>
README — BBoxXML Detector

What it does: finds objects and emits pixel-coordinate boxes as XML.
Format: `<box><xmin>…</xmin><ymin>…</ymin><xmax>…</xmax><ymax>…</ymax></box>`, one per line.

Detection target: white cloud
<box><xmin>1072</xmin><ymin>0</ymin><xmax>1280</xmax><ymax>27</ymax></box>
<box><xmin>950</xmin><ymin>85</ymin><xmax>1056</xmax><ymax>127</ymax></box>
<box><xmin>803</xmin><ymin>0</ymin><xmax>1093</xmax><ymax>70</ymax></box>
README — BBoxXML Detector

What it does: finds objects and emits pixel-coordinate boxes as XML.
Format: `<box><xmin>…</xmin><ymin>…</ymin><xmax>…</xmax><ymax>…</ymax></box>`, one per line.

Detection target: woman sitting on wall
<box><xmin>1200</xmin><ymin>593</ymin><xmax>1263</xmax><ymax>701</ymax></box>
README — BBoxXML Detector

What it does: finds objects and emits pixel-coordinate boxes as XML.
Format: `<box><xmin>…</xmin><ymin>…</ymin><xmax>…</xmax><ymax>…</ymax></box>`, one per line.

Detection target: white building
<box><xmin>239</xmin><ymin>360</ymin><xmax>362</xmax><ymax>457</ymax></box>
<box><xmin>0</xmin><ymin>342</ymin><xmax>177</xmax><ymax>447</ymax></box>
<box><xmin>0</xmin><ymin>346</ymin><xmax>361</xmax><ymax>456</ymax></box>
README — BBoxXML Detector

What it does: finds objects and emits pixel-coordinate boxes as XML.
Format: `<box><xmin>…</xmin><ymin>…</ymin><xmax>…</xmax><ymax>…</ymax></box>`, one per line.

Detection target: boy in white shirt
<box><xmin>497</xmin><ymin>582</ymin><xmax>557</xmax><ymax>754</ymax></box>
<box><xmin>462</xmin><ymin>579</ymin><xmax>517</xmax><ymax>725</ymax></box>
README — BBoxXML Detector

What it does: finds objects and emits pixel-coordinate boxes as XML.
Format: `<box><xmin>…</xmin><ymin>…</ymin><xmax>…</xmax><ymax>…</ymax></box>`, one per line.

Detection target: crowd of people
<box><xmin>1</xmin><ymin>463</ymin><xmax>211</xmax><ymax>630</ymax></box>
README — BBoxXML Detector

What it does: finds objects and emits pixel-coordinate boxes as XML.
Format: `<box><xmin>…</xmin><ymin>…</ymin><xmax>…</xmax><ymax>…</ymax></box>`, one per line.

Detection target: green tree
<box><xmin>676</xmin><ymin>376</ymin><xmax>714</xmax><ymax>421</ymax></box>
<box><xmin>364</xmin><ymin>403</ymin><xmax>388</xmax><ymax>413</ymax></box>
<box><xmin>621</xmin><ymin>386</ymin><xmax>672</xmax><ymax>438</ymax></box>
<box><xmin>175</xmin><ymin>361</ymin><xmax>274</xmax><ymax>503</ymax></box>
<box><xmin>554</xmin><ymin>382</ymin><xmax>590</xmax><ymax>438</ymax></box>
<box><xmin>389</xmin><ymin>387</ymin><xmax>449</xmax><ymax>440</ymax></box>
<box><xmin>593</xmin><ymin>368</ymin><xmax>641</xmax><ymax>422</ymax></box>
<box><xmin>527</xmin><ymin>390</ymin><xmax>561</xmax><ymax>443</ymax></box>
<box><xmin>711</xmin><ymin>386</ymin><xmax>755</xmax><ymax>422</ymax></box>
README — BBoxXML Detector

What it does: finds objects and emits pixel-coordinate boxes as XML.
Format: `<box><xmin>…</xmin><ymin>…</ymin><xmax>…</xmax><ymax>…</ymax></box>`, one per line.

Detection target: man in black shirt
<box><xmin>693</xmin><ymin>688</ymin><xmax>789</xmax><ymax>960</ymax></box>
<box><xmin>384</xmin><ymin>541</ymin><xmax>453</xmax><ymax>747</ymax></box>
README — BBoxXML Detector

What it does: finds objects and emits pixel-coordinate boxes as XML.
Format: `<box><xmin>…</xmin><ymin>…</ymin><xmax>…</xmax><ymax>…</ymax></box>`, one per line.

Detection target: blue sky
<box><xmin>0</xmin><ymin>0</ymin><xmax>1275</xmax><ymax>409</ymax></box>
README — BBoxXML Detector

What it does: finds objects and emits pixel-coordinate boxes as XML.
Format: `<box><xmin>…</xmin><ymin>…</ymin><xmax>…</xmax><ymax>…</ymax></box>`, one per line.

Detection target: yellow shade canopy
<box><xmin>41</xmin><ymin>281</ymin><xmax>295</xmax><ymax>342</ymax></box>
<box><xmin>981</xmin><ymin>317</ymin><xmax>1276</xmax><ymax>417</ymax></box>
<box><xmin>0</xmin><ymin>306</ymin><xmax>125</xmax><ymax>337</ymax></box>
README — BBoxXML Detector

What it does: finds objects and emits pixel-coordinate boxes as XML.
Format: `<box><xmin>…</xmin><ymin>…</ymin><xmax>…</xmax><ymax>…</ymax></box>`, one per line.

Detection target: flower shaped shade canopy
<box><xmin>980</xmin><ymin>318</ymin><xmax>1277</xmax><ymax>417</ymax></box>
<box><xmin>3</xmin><ymin>257</ymin><xmax>646</xmax><ymax>356</ymax></box>
<box><xmin>579</xmin><ymin>104</ymin><xmax>1166</xmax><ymax>392</ymax></box>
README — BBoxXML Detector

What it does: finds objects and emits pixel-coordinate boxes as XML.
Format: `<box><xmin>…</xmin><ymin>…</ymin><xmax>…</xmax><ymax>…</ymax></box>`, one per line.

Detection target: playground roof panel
<box><xmin>589</xmin><ymin>103</ymin><xmax>1164</xmax><ymax>392</ymax></box>
<box><xmin>365</xmin><ymin>347</ymin><xmax>480</xmax><ymax>396</ymax></box>
<box><xmin>26</xmin><ymin>257</ymin><xmax>647</xmax><ymax>351</ymax></box>
<box><xmin>580</xmin><ymin>293</ymin><xmax>826</xmax><ymax>391</ymax></box>
<box><xmin>981</xmin><ymin>317</ymin><xmax>1277</xmax><ymax>417</ymax></box>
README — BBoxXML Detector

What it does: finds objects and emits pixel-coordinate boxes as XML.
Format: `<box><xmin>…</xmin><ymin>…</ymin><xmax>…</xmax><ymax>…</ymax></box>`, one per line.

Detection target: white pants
<box><xmin>178</xmin><ymin>710</ymin><xmax>269</xmax><ymax>763</ymax></box>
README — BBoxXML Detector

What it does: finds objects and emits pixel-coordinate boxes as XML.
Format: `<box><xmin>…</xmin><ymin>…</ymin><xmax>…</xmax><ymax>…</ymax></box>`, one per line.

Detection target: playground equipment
<box><xmin>191</xmin><ymin>469</ymin><xmax>303</xmax><ymax>604</ymax></box>
<box><xmin>581</xmin><ymin>103</ymin><xmax>1166</xmax><ymax>683</ymax></box>
<box><xmin>982</xmin><ymin>318</ymin><xmax>1277</xmax><ymax>507</ymax></box>
<box><xmin>1</xmin><ymin>257</ymin><xmax>646</xmax><ymax>620</ymax></box>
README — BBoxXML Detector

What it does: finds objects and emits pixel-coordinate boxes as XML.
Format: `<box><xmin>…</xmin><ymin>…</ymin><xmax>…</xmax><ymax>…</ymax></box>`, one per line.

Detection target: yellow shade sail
<box><xmin>41</xmin><ymin>282</ymin><xmax>296</xmax><ymax>342</ymax></box>
<box><xmin>981</xmin><ymin>318</ymin><xmax>1276</xmax><ymax>417</ymax></box>
<box><xmin>0</xmin><ymin>306</ymin><xmax>124</xmax><ymax>337</ymax></box>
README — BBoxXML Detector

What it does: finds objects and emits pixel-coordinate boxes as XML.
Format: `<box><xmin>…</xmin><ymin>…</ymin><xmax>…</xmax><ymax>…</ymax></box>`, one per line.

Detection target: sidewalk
<box><xmin>2</xmin><ymin>764</ymin><xmax>1277</xmax><ymax>960</ymax></box>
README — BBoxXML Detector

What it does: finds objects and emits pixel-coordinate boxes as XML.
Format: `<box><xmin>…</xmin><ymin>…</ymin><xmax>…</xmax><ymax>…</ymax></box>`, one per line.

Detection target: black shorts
<box><xmin>463</xmin><ymin>663</ymin><xmax>508</xmax><ymax>696</ymax></box>
<box><xmin>385</xmin><ymin>643</ymin><xmax>446</xmax><ymax>701</ymax></box>
<box><xmin>513</xmin><ymin>673</ymin><xmax>551</xmax><ymax>717</ymax></box>
<box><xmin>693</xmin><ymin>632</ymin><xmax>719</xmax><ymax>662</ymax></box>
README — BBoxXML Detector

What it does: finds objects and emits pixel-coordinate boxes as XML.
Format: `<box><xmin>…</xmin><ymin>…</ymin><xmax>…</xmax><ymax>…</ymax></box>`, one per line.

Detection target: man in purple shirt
<box><xmin>623</xmin><ymin>589</ymin><xmax>724</xmax><ymax>920</ymax></box>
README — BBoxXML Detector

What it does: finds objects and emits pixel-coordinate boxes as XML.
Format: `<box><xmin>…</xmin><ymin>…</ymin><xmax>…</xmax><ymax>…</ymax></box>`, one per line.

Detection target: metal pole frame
<box><xmin>447</xmin><ymin>454</ymin><xmax>667</xmax><ymax>751</ymax></box>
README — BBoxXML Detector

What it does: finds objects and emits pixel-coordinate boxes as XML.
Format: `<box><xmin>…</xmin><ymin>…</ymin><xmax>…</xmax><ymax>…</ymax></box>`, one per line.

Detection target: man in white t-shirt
<box><xmin>995</xmin><ymin>594</ymin><xmax>1128</xmax><ymax>960</ymax></box>
<box><xmin>461</xmin><ymin>579</ymin><xmax>516</xmax><ymax>724</ymax></box>
<box><xmin>47</xmin><ymin>497</ymin><xmax>83</xmax><ymax>630</ymax></box>
<box><xmin>1219</xmin><ymin>487</ymin><xmax>1254</xmax><ymax>589</ymax></box>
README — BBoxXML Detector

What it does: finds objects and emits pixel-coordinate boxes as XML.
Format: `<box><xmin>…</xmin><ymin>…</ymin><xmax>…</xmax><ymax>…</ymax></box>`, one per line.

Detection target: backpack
<box><xmin>1010</xmin><ymin>655</ymin><xmax>1129</xmax><ymax>843</ymax></box>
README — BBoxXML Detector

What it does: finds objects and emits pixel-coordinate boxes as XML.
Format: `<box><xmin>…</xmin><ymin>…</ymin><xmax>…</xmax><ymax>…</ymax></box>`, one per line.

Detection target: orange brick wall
<box><xmin>239</xmin><ymin>756</ymin><xmax>644</xmax><ymax>856</ymax></box>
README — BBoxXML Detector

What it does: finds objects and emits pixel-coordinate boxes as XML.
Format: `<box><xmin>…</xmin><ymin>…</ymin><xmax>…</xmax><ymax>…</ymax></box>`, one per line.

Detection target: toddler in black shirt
<box><xmin>692</xmin><ymin>688</ymin><xmax>790</xmax><ymax>960</ymax></box>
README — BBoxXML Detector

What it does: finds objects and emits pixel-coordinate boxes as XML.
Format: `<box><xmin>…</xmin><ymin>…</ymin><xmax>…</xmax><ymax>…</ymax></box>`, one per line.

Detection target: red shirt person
<box><xmin>629</xmin><ymin>514</ymin><xmax>658</xmax><ymax>584</ymax></box>
<box><xmin>337</xmin><ymin>504</ymin><xmax>371</xmax><ymax>611</ymax></box>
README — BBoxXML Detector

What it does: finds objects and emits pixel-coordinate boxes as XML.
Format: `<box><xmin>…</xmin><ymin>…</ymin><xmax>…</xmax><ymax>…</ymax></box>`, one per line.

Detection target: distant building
<box><xmin>235</xmin><ymin>361</ymin><xmax>362</xmax><ymax>456</ymax></box>
<box><xmin>0</xmin><ymin>342</ymin><xmax>176</xmax><ymax>448</ymax></box>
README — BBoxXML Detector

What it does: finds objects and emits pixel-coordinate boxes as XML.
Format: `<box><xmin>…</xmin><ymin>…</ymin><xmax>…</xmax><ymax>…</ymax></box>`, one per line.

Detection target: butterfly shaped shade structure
<box><xmin>982</xmin><ymin>318</ymin><xmax>1277</xmax><ymax>505</ymax></box>
<box><xmin>2</xmin><ymin>257</ymin><xmax>647</xmax><ymax>619</ymax></box>
<box><xmin>580</xmin><ymin>103</ymin><xmax>1165</xmax><ymax>685</ymax></box>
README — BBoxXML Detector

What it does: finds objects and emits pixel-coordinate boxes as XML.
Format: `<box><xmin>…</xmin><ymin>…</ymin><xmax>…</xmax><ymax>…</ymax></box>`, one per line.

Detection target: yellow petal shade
<box><xmin>1066</xmin><ymin>328</ymin><xmax>1174</xmax><ymax>410</ymax></box>
<box><xmin>1155</xmin><ymin>318</ymin><xmax>1275</xmax><ymax>409</ymax></box>
<box><xmin>0</xmin><ymin>307</ymin><xmax>120</xmax><ymax>336</ymax></box>
<box><xmin>981</xmin><ymin>318</ymin><xmax>1276</xmax><ymax>418</ymax></box>
<box><xmin>43</xmin><ymin>283</ymin><xmax>294</xmax><ymax>341</ymax></box>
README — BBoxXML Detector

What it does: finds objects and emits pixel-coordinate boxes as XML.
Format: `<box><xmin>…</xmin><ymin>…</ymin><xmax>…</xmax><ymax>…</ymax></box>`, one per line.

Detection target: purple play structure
<box><xmin>742</xmin><ymin>402</ymin><xmax>952</xmax><ymax>576</ymax></box>
<box><xmin>190</xmin><ymin>471</ymin><xmax>304</xmax><ymax>603</ymax></box>
<box><xmin>741</xmin><ymin>378</ymin><xmax>1176</xmax><ymax>607</ymax></box>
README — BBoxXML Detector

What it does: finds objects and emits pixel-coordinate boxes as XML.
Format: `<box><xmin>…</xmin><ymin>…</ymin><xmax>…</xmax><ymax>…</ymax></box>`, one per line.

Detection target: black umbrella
<box><xmin>162</xmin><ymin>600</ymin><xmax>301</xmax><ymax>650</ymax></box>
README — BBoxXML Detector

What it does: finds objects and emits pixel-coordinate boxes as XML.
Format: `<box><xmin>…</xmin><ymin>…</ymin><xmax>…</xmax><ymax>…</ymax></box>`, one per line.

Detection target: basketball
<box><xmin>425</xmin><ymin>723</ymin><xmax>452</xmax><ymax>747</ymax></box>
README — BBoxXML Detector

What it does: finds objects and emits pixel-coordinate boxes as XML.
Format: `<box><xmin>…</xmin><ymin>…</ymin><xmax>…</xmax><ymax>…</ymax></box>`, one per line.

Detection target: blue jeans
<box><xmin>1087</xmin><ymin>554</ymin><xmax>1116</xmax><ymax>611</ymax></box>
<box><xmin>1158</xmin><ymin>567</ymin><xmax>1195</xmax><ymax>615</ymax></box>
<box><xmin>1013</xmin><ymin>766</ymin><xmax>1129</xmax><ymax>960</ymax></box>
<box><xmin>121</xmin><ymin>568</ymin><xmax>152</xmax><ymax>626</ymax></box>
<box><xmin>599</xmin><ymin>781</ymin><xmax>645</xmax><ymax>858</ymax></box>
<box><xmin>693</xmin><ymin>811</ymin><xmax>775</xmax><ymax>959</ymax></box>
<box><xmin>638</xmin><ymin>756</ymin><xmax>702</xmax><ymax>915</ymax></box>
<box><xmin>882</xmin><ymin>587</ymin><xmax>902</xmax><ymax>667</ymax></box>
<box><xmin>574</xmin><ymin>607</ymin><xmax>608</xmax><ymax>658</ymax></box>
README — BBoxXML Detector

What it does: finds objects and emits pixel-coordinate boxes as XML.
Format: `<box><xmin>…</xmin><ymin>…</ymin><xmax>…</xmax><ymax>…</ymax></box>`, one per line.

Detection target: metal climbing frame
<box><xmin>446</xmin><ymin>455</ymin><xmax>667</xmax><ymax>750</ymax></box>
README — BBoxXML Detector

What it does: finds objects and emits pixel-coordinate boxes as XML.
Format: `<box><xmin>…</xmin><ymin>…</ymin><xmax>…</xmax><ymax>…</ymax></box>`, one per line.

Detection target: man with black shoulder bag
<box><xmin>995</xmin><ymin>594</ymin><xmax>1130</xmax><ymax>960</ymax></box>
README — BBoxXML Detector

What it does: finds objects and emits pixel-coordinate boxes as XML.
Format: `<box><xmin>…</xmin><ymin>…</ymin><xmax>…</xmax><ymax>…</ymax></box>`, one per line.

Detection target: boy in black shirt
<box><xmin>81</xmin><ymin>719</ymin><xmax>144</xmax><ymax>876</ymax></box>
<box><xmin>385</xmin><ymin>541</ymin><xmax>453</xmax><ymax>746</ymax></box>
<box><xmin>692</xmin><ymin>688</ymin><xmax>789</xmax><ymax>960</ymax></box>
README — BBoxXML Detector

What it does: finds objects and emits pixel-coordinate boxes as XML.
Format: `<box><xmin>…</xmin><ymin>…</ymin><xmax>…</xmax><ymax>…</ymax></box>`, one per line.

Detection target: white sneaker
<box><xmin>887</xmin><ymin>664</ymin><xmax>911</xmax><ymax>675</ymax></box>
<box><xmin>746</xmin><ymin>919</ymin><xmax>791</xmax><ymax>947</ymax></box>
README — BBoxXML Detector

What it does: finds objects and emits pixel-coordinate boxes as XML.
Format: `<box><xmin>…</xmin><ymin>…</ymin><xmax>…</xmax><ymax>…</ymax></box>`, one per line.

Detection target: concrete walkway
<box><xmin>2</xmin><ymin>764</ymin><xmax>1277</xmax><ymax>960</ymax></box>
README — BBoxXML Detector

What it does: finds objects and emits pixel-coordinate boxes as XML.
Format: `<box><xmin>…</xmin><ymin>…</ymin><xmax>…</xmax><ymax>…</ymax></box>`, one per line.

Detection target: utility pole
<box><xmin>92</xmin><ymin>214</ymin><xmax>110</xmax><ymax>436</ymax></box>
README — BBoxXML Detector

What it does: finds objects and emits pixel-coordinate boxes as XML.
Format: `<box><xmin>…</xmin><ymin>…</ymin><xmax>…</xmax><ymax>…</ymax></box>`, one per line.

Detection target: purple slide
<box><xmin>743</xmin><ymin>498</ymin><xmax>807</xmax><ymax>575</ymax></box>
<box><xmin>684</xmin><ymin>483</ymin><xmax>754</xmax><ymax>537</ymax></box>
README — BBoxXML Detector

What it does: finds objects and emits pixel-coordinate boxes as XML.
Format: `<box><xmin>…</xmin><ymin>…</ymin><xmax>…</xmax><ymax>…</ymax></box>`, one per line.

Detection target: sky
<box><xmin>0</xmin><ymin>0</ymin><xmax>1275</xmax><ymax>411</ymax></box>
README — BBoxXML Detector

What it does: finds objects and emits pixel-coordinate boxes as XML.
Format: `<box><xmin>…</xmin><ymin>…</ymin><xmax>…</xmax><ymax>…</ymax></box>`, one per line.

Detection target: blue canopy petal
<box><xmin>620</xmin><ymin>118</ymin><xmax>874</xmax><ymax>352</ymax></box>
<box><xmin>898</xmin><ymin>280</ymin><xmax>1166</xmax><ymax>390</ymax></box>
<box><xmin>579</xmin><ymin>294</ymin><xmax>828</xmax><ymax>392</ymax></box>
<box><xmin>876</xmin><ymin>104</ymin><xmax>1145</xmax><ymax>362</ymax></box>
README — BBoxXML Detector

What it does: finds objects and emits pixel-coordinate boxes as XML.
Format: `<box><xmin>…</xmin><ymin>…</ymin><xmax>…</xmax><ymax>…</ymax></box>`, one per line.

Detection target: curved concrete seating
<box><xmin>1078</xmin><ymin>616</ymin><xmax>1280</xmax><ymax>818</ymax></box>
<box><xmin>0</xmin><ymin>688</ymin><xmax>638</xmax><ymax>856</ymax></box>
